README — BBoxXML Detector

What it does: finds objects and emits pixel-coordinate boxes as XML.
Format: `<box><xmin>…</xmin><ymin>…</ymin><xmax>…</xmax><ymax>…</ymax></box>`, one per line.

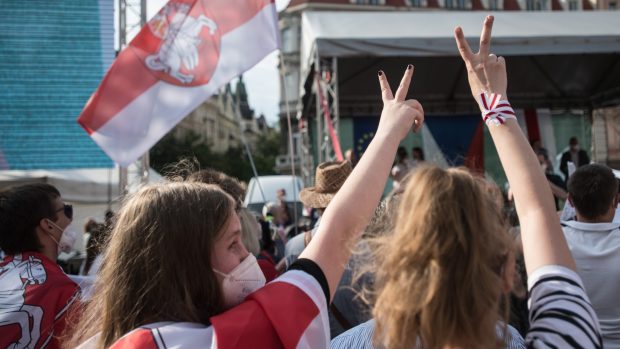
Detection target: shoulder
<box><xmin>330</xmin><ymin>319</ymin><xmax>376</xmax><ymax>349</ymax></box>
<box><xmin>109</xmin><ymin>323</ymin><xmax>215</xmax><ymax>349</ymax></box>
<box><xmin>211</xmin><ymin>269</ymin><xmax>330</xmax><ymax>349</ymax></box>
<box><xmin>525</xmin><ymin>265</ymin><xmax>602</xmax><ymax>349</ymax></box>
<box><xmin>285</xmin><ymin>233</ymin><xmax>306</xmax><ymax>255</ymax></box>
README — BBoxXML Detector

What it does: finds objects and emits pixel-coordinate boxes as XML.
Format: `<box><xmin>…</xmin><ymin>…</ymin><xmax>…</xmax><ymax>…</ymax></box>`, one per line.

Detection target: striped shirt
<box><xmin>525</xmin><ymin>265</ymin><xmax>602</xmax><ymax>348</ymax></box>
<box><xmin>330</xmin><ymin>320</ymin><xmax>525</xmax><ymax>349</ymax></box>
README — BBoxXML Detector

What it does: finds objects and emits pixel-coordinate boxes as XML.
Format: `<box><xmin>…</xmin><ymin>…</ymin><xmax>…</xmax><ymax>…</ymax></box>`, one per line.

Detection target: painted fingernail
<box><xmin>378</xmin><ymin>70</ymin><xmax>383</xmax><ymax>76</ymax></box>
<box><xmin>407</xmin><ymin>64</ymin><xmax>413</xmax><ymax>70</ymax></box>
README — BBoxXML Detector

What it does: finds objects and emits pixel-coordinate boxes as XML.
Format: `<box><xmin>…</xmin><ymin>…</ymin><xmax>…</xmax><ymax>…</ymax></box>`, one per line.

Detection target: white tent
<box><xmin>0</xmin><ymin>165</ymin><xmax>165</xmax><ymax>253</ymax></box>
<box><xmin>300</xmin><ymin>11</ymin><xmax>620</xmax><ymax>112</ymax></box>
<box><xmin>297</xmin><ymin>10</ymin><xmax>620</xmax><ymax>178</ymax></box>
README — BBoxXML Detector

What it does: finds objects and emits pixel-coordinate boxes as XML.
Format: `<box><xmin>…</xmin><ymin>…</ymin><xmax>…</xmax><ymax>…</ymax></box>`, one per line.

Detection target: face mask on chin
<box><xmin>214</xmin><ymin>254</ymin><xmax>266</xmax><ymax>309</ymax></box>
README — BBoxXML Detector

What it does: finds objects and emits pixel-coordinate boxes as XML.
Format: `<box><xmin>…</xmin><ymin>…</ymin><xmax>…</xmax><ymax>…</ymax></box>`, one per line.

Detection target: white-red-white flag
<box><xmin>78</xmin><ymin>0</ymin><xmax>280</xmax><ymax>167</ymax></box>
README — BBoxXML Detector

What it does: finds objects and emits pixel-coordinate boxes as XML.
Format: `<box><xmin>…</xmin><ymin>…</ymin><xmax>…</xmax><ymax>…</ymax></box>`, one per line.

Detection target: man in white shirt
<box><xmin>562</xmin><ymin>163</ymin><xmax>620</xmax><ymax>349</ymax></box>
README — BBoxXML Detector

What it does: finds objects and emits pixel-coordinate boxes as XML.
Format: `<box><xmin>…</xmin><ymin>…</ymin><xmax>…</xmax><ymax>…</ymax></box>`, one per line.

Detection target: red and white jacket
<box><xmin>0</xmin><ymin>252</ymin><xmax>81</xmax><ymax>349</ymax></box>
<box><xmin>77</xmin><ymin>270</ymin><xmax>330</xmax><ymax>349</ymax></box>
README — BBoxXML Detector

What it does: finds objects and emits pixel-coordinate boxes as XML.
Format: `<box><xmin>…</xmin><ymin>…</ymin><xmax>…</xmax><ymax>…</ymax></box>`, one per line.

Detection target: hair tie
<box><xmin>480</xmin><ymin>92</ymin><xmax>516</xmax><ymax>126</ymax></box>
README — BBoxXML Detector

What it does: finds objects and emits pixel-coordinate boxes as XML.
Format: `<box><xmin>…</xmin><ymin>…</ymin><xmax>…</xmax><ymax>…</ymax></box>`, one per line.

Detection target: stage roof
<box><xmin>300</xmin><ymin>11</ymin><xmax>620</xmax><ymax>113</ymax></box>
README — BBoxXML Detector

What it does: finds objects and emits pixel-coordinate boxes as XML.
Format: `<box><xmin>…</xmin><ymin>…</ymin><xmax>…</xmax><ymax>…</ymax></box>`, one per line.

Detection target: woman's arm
<box><xmin>454</xmin><ymin>16</ymin><xmax>575</xmax><ymax>274</ymax></box>
<box><xmin>299</xmin><ymin>67</ymin><xmax>424</xmax><ymax>299</ymax></box>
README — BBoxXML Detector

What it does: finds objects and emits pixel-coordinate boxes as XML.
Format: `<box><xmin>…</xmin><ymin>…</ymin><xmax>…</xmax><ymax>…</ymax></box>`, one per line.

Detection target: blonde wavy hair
<box><xmin>64</xmin><ymin>182</ymin><xmax>235</xmax><ymax>348</ymax></box>
<box><xmin>372</xmin><ymin>166</ymin><xmax>513</xmax><ymax>349</ymax></box>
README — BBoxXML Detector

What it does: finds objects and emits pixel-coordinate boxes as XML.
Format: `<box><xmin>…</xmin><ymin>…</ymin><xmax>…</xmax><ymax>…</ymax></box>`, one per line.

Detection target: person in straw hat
<box><xmin>280</xmin><ymin>161</ymin><xmax>353</xmax><ymax>271</ymax></box>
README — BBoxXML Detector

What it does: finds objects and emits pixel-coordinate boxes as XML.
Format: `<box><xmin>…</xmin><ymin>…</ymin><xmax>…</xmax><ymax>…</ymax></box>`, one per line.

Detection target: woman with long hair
<box><xmin>65</xmin><ymin>65</ymin><xmax>424</xmax><ymax>348</ymax></box>
<box><xmin>367</xmin><ymin>16</ymin><xmax>601</xmax><ymax>349</ymax></box>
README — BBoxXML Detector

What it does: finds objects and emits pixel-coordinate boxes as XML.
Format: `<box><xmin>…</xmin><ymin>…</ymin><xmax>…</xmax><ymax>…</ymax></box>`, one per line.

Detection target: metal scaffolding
<box><xmin>314</xmin><ymin>56</ymin><xmax>340</xmax><ymax>165</ymax></box>
<box><xmin>118</xmin><ymin>0</ymin><xmax>149</xmax><ymax>195</ymax></box>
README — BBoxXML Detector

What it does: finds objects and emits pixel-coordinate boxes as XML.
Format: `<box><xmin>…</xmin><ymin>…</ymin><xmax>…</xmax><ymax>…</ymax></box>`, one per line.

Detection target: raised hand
<box><xmin>376</xmin><ymin>65</ymin><xmax>424</xmax><ymax>140</ymax></box>
<box><xmin>454</xmin><ymin>16</ymin><xmax>507</xmax><ymax>111</ymax></box>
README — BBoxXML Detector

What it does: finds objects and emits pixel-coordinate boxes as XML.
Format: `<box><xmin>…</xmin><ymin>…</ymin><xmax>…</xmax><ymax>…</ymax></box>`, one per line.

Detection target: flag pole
<box><xmin>234</xmin><ymin>83</ymin><xmax>267</xmax><ymax>204</ymax></box>
<box><xmin>118</xmin><ymin>0</ymin><xmax>129</xmax><ymax>197</ymax></box>
<box><xmin>279</xmin><ymin>50</ymin><xmax>299</xmax><ymax>236</ymax></box>
<box><xmin>138</xmin><ymin>0</ymin><xmax>150</xmax><ymax>185</ymax></box>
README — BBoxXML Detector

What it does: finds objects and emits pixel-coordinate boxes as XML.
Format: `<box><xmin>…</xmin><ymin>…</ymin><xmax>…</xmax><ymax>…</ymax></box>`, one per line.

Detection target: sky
<box><xmin>117</xmin><ymin>0</ymin><xmax>291</xmax><ymax>126</ymax></box>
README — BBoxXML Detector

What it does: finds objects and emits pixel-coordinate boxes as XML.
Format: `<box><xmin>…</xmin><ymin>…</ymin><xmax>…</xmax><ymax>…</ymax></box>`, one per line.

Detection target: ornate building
<box><xmin>175</xmin><ymin>76</ymin><xmax>269</xmax><ymax>153</ymax></box>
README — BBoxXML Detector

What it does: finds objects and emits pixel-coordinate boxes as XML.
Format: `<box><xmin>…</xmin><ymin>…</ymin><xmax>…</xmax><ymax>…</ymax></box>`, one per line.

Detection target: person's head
<box><xmin>568</xmin><ymin>164</ymin><xmax>619</xmax><ymax>223</ymax></box>
<box><xmin>300</xmin><ymin>161</ymin><xmax>353</xmax><ymax>209</ymax></box>
<box><xmin>536</xmin><ymin>151</ymin><xmax>551</xmax><ymax>173</ymax></box>
<box><xmin>277</xmin><ymin>188</ymin><xmax>286</xmax><ymax>200</ymax></box>
<box><xmin>67</xmin><ymin>182</ymin><xmax>259</xmax><ymax>348</ymax></box>
<box><xmin>188</xmin><ymin>168</ymin><xmax>245</xmax><ymax>209</ymax></box>
<box><xmin>412</xmin><ymin>147</ymin><xmax>425</xmax><ymax>161</ymax></box>
<box><xmin>569</xmin><ymin>137</ymin><xmax>579</xmax><ymax>152</ymax></box>
<box><xmin>238</xmin><ymin>208</ymin><xmax>261</xmax><ymax>256</ymax></box>
<box><xmin>345</xmin><ymin>148</ymin><xmax>357</xmax><ymax>164</ymax></box>
<box><xmin>372</xmin><ymin>166</ymin><xmax>514</xmax><ymax>349</ymax></box>
<box><xmin>84</xmin><ymin>218</ymin><xmax>99</xmax><ymax>234</ymax></box>
<box><xmin>396</xmin><ymin>146</ymin><xmax>408</xmax><ymax>162</ymax></box>
<box><xmin>0</xmin><ymin>183</ymin><xmax>72</xmax><ymax>260</ymax></box>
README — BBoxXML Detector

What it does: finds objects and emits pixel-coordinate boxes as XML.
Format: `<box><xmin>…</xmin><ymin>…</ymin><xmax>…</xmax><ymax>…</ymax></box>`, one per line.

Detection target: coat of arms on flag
<box><xmin>78</xmin><ymin>0</ymin><xmax>279</xmax><ymax>167</ymax></box>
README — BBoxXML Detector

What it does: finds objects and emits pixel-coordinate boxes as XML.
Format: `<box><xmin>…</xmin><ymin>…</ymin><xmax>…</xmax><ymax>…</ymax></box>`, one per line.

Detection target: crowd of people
<box><xmin>1</xmin><ymin>16</ymin><xmax>618</xmax><ymax>349</ymax></box>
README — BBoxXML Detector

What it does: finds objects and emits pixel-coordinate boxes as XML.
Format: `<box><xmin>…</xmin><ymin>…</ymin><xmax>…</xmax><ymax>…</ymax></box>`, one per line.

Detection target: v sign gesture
<box><xmin>299</xmin><ymin>65</ymin><xmax>424</xmax><ymax>301</ymax></box>
<box><xmin>454</xmin><ymin>16</ymin><xmax>508</xmax><ymax>112</ymax></box>
<box><xmin>376</xmin><ymin>66</ymin><xmax>424</xmax><ymax>141</ymax></box>
<box><xmin>454</xmin><ymin>16</ymin><xmax>577</xmax><ymax>275</ymax></box>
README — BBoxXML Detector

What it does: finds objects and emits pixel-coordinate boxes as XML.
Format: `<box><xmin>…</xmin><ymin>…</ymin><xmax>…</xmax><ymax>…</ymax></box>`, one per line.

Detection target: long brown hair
<box><xmin>65</xmin><ymin>182</ymin><xmax>235</xmax><ymax>348</ymax></box>
<box><xmin>372</xmin><ymin>166</ymin><xmax>512</xmax><ymax>349</ymax></box>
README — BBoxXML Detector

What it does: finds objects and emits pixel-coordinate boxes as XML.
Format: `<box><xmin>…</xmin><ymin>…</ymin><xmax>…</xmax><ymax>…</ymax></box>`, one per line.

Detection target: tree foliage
<box><xmin>150</xmin><ymin>130</ymin><xmax>280</xmax><ymax>182</ymax></box>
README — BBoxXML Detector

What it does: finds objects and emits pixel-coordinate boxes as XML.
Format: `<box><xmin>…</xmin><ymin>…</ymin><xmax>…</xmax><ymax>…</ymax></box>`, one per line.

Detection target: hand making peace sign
<box><xmin>454</xmin><ymin>16</ymin><xmax>508</xmax><ymax>111</ymax></box>
<box><xmin>376</xmin><ymin>65</ymin><xmax>425</xmax><ymax>141</ymax></box>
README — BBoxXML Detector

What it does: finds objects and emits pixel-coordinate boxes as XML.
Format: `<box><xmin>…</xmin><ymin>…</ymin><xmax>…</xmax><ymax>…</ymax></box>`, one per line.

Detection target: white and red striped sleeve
<box><xmin>211</xmin><ymin>269</ymin><xmax>330</xmax><ymax>349</ymax></box>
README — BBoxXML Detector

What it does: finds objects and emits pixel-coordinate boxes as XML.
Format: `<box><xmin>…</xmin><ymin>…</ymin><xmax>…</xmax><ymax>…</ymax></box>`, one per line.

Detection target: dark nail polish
<box><xmin>378</xmin><ymin>70</ymin><xmax>383</xmax><ymax>76</ymax></box>
<box><xmin>407</xmin><ymin>64</ymin><xmax>413</xmax><ymax>70</ymax></box>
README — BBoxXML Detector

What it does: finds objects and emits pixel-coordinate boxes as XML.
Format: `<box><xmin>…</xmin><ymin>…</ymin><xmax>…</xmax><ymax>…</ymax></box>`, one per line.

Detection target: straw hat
<box><xmin>300</xmin><ymin>161</ymin><xmax>352</xmax><ymax>209</ymax></box>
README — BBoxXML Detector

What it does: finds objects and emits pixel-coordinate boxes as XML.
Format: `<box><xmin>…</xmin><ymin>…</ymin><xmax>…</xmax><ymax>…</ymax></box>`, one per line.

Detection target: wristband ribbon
<box><xmin>480</xmin><ymin>92</ymin><xmax>516</xmax><ymax>126</ymax></box>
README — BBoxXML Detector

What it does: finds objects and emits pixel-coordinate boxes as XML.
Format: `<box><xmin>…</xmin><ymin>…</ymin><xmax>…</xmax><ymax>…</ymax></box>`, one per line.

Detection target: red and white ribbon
<box><xmin>479</xmin><ymin>92</ymin><xmax>516</xmax><ymax>126</ymax></box>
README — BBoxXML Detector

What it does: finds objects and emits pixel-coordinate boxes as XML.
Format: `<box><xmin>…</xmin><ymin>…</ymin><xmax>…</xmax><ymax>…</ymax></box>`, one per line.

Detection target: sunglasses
<box><xmin>55</xmin><ymin>204</ymin><xmax>73</xmax><ymax>220</ymax></box>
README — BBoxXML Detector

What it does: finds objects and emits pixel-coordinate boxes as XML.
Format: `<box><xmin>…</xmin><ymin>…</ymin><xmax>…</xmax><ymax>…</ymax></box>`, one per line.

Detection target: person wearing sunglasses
<box><xmin>0</xmin><ymin>183</ymin><xmax>80</xmax><ymax>349</ymax></box>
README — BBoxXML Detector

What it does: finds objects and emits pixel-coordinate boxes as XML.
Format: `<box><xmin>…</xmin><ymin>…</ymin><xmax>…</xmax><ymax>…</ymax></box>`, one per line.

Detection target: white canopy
<box><xmin>0</xmin><ymin>165</ymin><xmax>164</xmax><ymax>204</ymax></box>
<box><xmin>300</xmin><ymin>11</ymin><xmax>620</xmax><ymax>112</ymax></box>
<box><xmin>302</xmin><ymin>11</ymin><xmax>620</xmax><ymax>72</ymax></box>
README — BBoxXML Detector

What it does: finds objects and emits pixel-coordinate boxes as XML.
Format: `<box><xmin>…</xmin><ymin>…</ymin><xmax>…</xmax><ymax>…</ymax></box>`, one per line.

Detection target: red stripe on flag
<box><xmin>465</xmin><ymin>120</ymin><xmax>484</xmax><ymax>172</ymax></box>
<box><xmin>78</xmin><ymin>50</ymin><xmax>158</xmax><ymax>134</ymax></box>
<box><xmin>211</xmin><ymin>281</ymin><xmax>320</xmax><ymax>349</ymax></box>
<box><xmin>109</xmin><ymin>329</ymin><xmax>159</xmax><ymax>349</ymax></box>
<box><xmin>207</xmin><ymin>0</ymin><xmax>275</xmax><ymax>34</ymax></box>
<box><xmin>78</xmin><ymin>0</ymin><xmax>274</xmax><ymax>134</ymax></box>
<box><xmin>524</xmin><ymin>108</ymin><xmax>541</xmax><ymax>143</ymax></box>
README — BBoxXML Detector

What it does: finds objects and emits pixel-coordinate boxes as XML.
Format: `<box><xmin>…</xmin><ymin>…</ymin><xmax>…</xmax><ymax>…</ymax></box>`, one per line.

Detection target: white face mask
<box><xmin>214</xmin><ymin>254</ymin><xmax>266</xmax><ymax>309</ymax></box>
<box><xmin>46</xmin><ymin>220</ymin><xmax>74</xmax><ymax>254</ymax></box>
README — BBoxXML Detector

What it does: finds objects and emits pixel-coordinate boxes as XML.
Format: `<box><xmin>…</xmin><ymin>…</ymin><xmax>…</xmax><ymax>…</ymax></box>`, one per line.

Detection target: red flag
<box><xmin>78</xmin><ymin>0</ymin><xmax>280</xmax><ymax>166</ymax></box>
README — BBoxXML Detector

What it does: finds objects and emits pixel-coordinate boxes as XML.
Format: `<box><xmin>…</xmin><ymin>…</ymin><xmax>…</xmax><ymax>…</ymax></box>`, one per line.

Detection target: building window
<box><xmin>568</xmin><ymin>0</ymin><xmax>578</xmax><ymax>9</ymax></box>
<box><xmin>488</xmin><ymin>0</ymin><xmax>501</xmax><ymax>9</ymax></box>
<box><xmin>281</xmin><ymin>27</ymin><xmax>298</xmax><ymax>53</ymax></box>
<box><xmin>609</xmin><ymin>1</ymin><xmax>617</xmax><ymax>8</ymax></box>
<box><xmin>352</xmin><ymin>0</ymin><xmax>385</xmax><ymax>4</ymax></box>
<box><xmin>284</xmin><ymin>72</ymin><xmax>299</xmax><ymax>102</ymax></box>
<box><xmin>406</xmin><ymin>0</ymin><xmax>428</xmax><ymax>6</ymax></box>
<box><xmin>526</xmin><ymin>0</ymin><xmax>548</xmax><ymax>10</ymax></box>
<box><xmin>443</xmin><ymin>0</ymin><xmax>470</xmax><ymax>9</ymax></box>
